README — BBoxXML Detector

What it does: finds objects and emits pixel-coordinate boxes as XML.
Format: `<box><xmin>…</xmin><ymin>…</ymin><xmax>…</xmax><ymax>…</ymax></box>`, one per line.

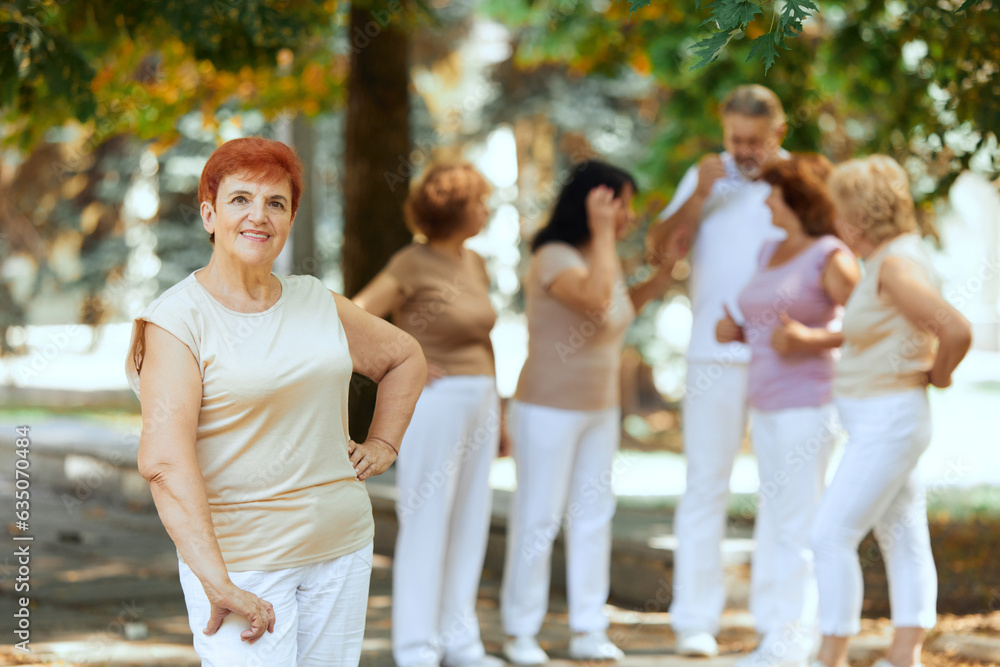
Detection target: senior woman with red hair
<box><xmin>717</xmin><ymin>154</ymin><xmax>860</xmax><ymax>667</ymax></box>
<box><xmin>353</xmin><ymin>161</ymin><xmax>506</xmax><ymax>667</ymax></box>
<box><xmin>126</xmin><ymin>136</ymin><xmax>426</xmax><ymax>666</ymax></box>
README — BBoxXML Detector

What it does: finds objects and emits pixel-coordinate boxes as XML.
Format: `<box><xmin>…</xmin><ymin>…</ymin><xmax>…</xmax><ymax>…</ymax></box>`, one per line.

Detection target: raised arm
<box><xmin>334</xmin><ymin>293</ymin><xmax>427</xmax><ymax>479</ymax></box>
<box><xmin>547</xmin><ymin>186</ymin><xmax>620</xmax><ymax>314</ymax></box>
<box><xmin>137</xmin><ymin>324</ymin><xmax>275</xmax><ymax>644</ymax></box>
<box><xmin>879</xmin><ymin>255</ymin><xmax>972</xmax><ymax>388</ymax></box>
<box><xmin>646</xmin><ymin>156</ymin><xmax>724</xmax><ymax>263</ymax></box>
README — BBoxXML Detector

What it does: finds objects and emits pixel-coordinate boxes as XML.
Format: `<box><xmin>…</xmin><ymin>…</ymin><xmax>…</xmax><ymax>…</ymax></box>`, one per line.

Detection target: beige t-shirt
<box><xmin>383</xmin><ymin>243</ymin><xmax>497</xmax><ymax>377</ymax></box>
<box><xmin>835</xmin><ymin>233</ymin><xmax>940</xmax><ymax>398</ymax></box>
<box><xmin>514</xmin><ymin>242</ymin><xmax>636</xmax><ymax>411</ymax></box>
<box><xmin>125</xmin><ymin>272</ymin><xmax>374</xmax><ymax>572</ymax></box>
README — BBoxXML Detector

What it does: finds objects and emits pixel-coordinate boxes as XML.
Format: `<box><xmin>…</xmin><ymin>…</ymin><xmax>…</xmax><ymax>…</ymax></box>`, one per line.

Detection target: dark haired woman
<box><xmin>354</xmin><ymin>161</ymin><xmax>507</xmax><ymax>667</ymax></box>
<box><xmin>716</xmin><ymin>155</ymin><xmax>860</xmax><ymax>667</ymax></box>
<box><xmin>500</xmin><ymin>160</ymin><xmax>674</xmax><ymax>665</ymax></box>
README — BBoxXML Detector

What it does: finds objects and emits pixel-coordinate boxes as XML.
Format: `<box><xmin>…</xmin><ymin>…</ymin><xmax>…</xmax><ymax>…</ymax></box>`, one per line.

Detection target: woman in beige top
<box><xmin>808</xmin><ymin>156</ymin><xmax>971</xmax><ymax>667</ymax></box>
<box><xmin>125</xmin><ymin>137</ymin><xmax>426</xmax><ymax>666</ymax></box>
<box><xmin>501</xmin><ymin>161</ymin><xmax>674</xmax><ymax>665</ymax></box>
<box><xmin>353</xmin><ymin>162</ymin><xmax>507</xmax><ymax>667</ymax></box>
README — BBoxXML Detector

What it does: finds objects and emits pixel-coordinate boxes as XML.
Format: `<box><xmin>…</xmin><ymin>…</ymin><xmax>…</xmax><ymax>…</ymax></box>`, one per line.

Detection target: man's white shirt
<box><xmin>659</xmin><ymin>151</ymin><xmax>788</xmax><ymax>364</ymax></box>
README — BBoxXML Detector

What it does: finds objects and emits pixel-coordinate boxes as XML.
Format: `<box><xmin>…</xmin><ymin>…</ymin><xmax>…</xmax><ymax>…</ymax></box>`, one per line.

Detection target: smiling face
<box><xmin>722</xmin><ymin>113</ymin><xmax>785</xmax><ymax>179</ymax></box>
<box><xmin>201</xmin><ymin>174</ymin><xmax>295</xmax><ymax>267</ymax></box>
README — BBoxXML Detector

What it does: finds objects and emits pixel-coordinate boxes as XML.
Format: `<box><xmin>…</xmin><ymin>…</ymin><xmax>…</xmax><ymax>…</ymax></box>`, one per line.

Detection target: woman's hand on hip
<box><xmin>348</xmin><ymin>438</ymin><xmax>397</xmax><ymax>481</ymax></box>
<box><xmin>203</xmin><ymin>581</ymin><xmax>275</xmax><ymax>643</ymax></box>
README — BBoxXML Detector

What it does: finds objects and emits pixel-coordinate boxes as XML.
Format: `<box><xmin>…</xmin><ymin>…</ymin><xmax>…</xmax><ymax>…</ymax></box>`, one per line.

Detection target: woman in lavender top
<box><xmin>716</xmin><ymin>155</ymin><xmax>860</xmax><ymax>667</ymax></box>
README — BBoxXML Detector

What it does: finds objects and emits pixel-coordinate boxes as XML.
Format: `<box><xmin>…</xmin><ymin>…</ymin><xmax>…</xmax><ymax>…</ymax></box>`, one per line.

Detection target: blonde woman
<box><xmin>809</xmin><ymin>156</ymin><xmax>971</xmax><ymax>667</ymax></box>
<box><xmin>354</xmin><ymin>162</ymin><xmax>506</xmax><ymax>667</ymax></box>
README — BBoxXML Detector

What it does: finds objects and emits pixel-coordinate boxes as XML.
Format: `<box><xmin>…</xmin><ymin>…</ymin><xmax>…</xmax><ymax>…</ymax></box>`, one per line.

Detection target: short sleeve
<box><xmin>535</xmin><ymin>243</ymin><xmax>587</xmax><ymax>288</ymax></box>
<box><xmin>816</xmin><ymin>235</ymin><xmax>855</xmax><ymax>272</ymax></box>
<box><xmin>381</xmin><ymin>245</ymin><xmax>419</xmax><ymax>299</ymax></box>
<box><xmin>125</xmin><ymin>299</ymin><xmax>202</xmax><ymax>399</ymax></box>
<box><xmin>657</xmin><ymin>165</ymin><xmax>700</xmax><ymax>221</ymax></box>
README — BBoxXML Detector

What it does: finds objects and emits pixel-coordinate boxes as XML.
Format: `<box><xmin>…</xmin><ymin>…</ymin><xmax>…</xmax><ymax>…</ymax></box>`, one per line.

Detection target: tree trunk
<box><xmin>342</xmin><ymin>2</ymin><xmax>412</xmax><ymax>297</ymax></box>
<box><xmin>291</xmin><ymin>115</ymin><xmax>318</xmax><ymax>277</ymax></box>
<box><xmin>343</xmin><ymin>1</ymin><xmax>412</xmax><ymax>442</ymax></box>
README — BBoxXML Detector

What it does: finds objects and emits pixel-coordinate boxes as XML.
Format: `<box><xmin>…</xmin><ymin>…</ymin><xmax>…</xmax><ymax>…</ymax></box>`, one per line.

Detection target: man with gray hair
<box><xmin>647</xmin><ymin>84</ymin><xmax>794</xmax><ymax>661</ymax></box>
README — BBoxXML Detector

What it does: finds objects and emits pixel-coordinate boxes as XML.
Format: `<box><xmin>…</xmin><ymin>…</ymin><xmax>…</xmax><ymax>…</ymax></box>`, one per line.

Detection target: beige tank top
<box><xmin>126</xmin><ymin>272</ymin><xmax>374</xmax><ymax>572</ymax></box>
<box><xmin>835</xmin><ymin>233</ymin><xmax>940</xmax><ymax>398</ymax></box>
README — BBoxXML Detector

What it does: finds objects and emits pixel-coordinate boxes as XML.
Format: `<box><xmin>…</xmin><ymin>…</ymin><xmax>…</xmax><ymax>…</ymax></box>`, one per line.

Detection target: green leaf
<box><xmin>690</xmin><ymin>28</ymin><xmax>735</xmax><ymax>69</ymax></box>
<box><xmin>746</xmin><ymin>30</ymin><xmax>786</xmax><ymax>73</ymax></box>
<box><xmin>778</xmin><ymin>0</ymin><xmax>817</xmax><ymax>35</ymax></box>
<box><xmin>618</xmin><ymin>0</ymin><xmax>651</xmax><ymax>18</ymax></box>
<box><xmin>708</xmin><ymin>0</ymin><xmax>764</xmax><ymax>31</ymax></box>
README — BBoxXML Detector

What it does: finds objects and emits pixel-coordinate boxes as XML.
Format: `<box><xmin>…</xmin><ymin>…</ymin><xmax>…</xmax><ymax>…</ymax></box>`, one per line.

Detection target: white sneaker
<box><xmin>503</xmin><ymin>636</ymin><xmax>549</xmax><ymax>665</ymax></box>
<box><xmin>568</xmin><ymin>631</ymin><xmax>625</xmax><ymax>661</ymax></box>
<box><xmin>675</xmin><ymin>631</ymin><xmax>719</xmax><ymax>657</ymax></box>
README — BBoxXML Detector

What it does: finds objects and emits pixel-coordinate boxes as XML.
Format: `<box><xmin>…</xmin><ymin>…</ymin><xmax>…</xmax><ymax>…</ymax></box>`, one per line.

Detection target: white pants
<box><xmin>810</xmin><ymin>388</ymin><xmax>937</xmax><ymax>636</ymax></box>
<box><xmin>177</xmin><ymin>541</ymin><xmax>374</xmax><ymax>667</ymax></box>
<box><xmin>501</xmin><ymin>401</ymin><xmax>620</xmax><ymax>637</ymax></box>
<box><xmin>392</xmin><ymin>375</ymin><xmax>500</xmax><ymax>667</ymax></box>
<box><xmin>749</xmin><ymin>404</ymin><xmax>838</xmax><ymax>649</ymax></box>
<box><xmin>671</xmin><ymin>362</ymin><xmax>750</xmax><ymax>635</ymax></box>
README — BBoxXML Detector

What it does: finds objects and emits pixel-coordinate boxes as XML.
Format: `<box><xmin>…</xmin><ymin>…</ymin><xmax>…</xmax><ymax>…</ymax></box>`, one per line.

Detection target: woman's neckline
<box><xmin>191</xmin><ymin>268</ymin><xmax>286</xmax><ymax>316</ymax></box>
<box><xmin>419</xmin><ymin>242</ymin><xmax>467</xmax><ymax>263</ymax></box>
<box><xmin>763</xmin><ymin>236</ymin><xmax>821</xmax><ymax>271</ymax></box>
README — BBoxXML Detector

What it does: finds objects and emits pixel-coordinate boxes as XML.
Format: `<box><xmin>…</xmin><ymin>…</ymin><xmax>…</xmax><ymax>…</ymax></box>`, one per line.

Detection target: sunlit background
<box><xmin>2</xmin><ymin>6</ymin><xmax>999</xmax><ymax>499</ymax></box>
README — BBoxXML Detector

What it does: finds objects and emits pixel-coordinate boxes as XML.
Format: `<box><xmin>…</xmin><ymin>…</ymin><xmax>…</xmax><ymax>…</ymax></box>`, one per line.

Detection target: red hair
<box><xmin>198</xmin><ymin>137</ymin><xmax>305</xmax><ymax>216</ymax></box>
<box><xmin>758</xmin><ymin>155</ymin><xmax>837</xmax><ymax>238</ymax></box>
<box><xmin>405</xmin><ymin>162</ymin><xmax>491</xmax><ymax>240</ymax></box>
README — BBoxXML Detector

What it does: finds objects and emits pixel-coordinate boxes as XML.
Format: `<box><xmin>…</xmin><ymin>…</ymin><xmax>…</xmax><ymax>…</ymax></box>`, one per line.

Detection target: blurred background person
<box><xmin>501</xmin><ymin>160</ymin><xmax>674</xmax><ymax>665</ymax></box>
<box><xmin>126</xmin><ymin>137</ymin><xmax>426</xmax><ymax>666</ymax></box>
<box><xmin>645</xmin><ymin>84</ymin><xmax>789</xmax><ymax>657</ymax></box>
<box><xmin>809</xmin><ymin>155</ymin><xmax>972</xmax><ymax>667</ymax></box>
<box><xmin>717</xmin><ymin>154</ymin><xmax>859</xmax><ymax>667</ymax></box>
<box><xmin>354</xmin><ymin>161</ymin><xmax>508</xmax><ymax>667</ymax></box>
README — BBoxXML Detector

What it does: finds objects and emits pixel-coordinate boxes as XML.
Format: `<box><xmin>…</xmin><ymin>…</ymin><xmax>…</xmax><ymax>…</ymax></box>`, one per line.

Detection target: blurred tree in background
<box><xmin>2</xmin><ymin>0</ymin><xmax>998</xmax><ymax>358</ymax></box>
<box><xmin>487</xmin><ymin>0</ymin><xmax>998</xmax><ymax>206</ymax></box>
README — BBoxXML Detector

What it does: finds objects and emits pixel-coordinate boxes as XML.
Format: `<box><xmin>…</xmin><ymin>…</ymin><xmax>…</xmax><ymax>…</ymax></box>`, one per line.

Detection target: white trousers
<box><xmin>810</xmin><ymin>388</ymin><xmax>937</xmax><ymax>636</ymax></box>
<box><xmin>177</xmin><ymin>541</ymin><xmax>374</xmax><ymax>667</ymax></box>
<box><xmin>501</xmin><ymin>401</ymin><xmax>620</xmax><ymax>637</ymax></box>
<box><xmin>392</xmin><ymin>375</ymin><xmax>500</xmax><ymax>667</ymax></box>
<box><xmin>671</xmin><ymin>362</ymin><xmax>749</xmax><ymax>635</ymax></box>
<box><xmin>749</xmin><ymin>404</ymin><xmax>837</xmax><ymax>649</ymax></box>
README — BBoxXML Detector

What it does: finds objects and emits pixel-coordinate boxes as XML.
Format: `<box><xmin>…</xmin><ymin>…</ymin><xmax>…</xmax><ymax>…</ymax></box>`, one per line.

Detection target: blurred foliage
<box><xmin>485</xmin><ymin>0</ymin><xmax>999</xmax><ymax>213</ymax></box>
<box><xmin>1</xmin><ymin>0</ymin><xmax>347</xmax><ymax>149</ymax></box>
